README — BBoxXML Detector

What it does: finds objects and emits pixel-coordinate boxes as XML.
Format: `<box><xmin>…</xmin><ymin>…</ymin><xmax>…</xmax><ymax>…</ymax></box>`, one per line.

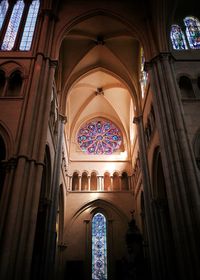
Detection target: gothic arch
<box><xmin>53</xmin><ymin>8</ymin><xmax>151</xmax><ymax>60</ymax></box>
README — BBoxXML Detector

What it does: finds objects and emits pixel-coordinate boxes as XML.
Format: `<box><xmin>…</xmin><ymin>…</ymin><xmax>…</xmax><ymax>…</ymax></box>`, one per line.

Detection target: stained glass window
<box><xmin>184</xmin><ymin>17</ymin><xmax>200</xmax><ymax>49</ymax></box>
<box><xmin>77</xmin><ymin>119</ymin><xmax>122</xmax><ymax>155</ymax></box>
<box><xmin>170</xmin><ymin>24</ymin><xmax>188</xmax><ymax>50</ymax></box>
<box><xmin>140</xmin><ymin>47</ymin><xmax>148</xmax><ymax>98</ymax></box>
<box><xmin>92</xmin><ymin>213</ymin><xmax>107</xmax><ymax>280</ymax></box>
<box><xmin>1</xmin><ymin>0</ymin><xmax>24</xmax><ymax>50</ymax></box>
<box><xmin>20</xmin><ymin>0</ymin><xmax>40</xmax><ymax>51</ymax></box>
<box><xmin>0</xmin><ymin>0</ymin><xmax>8</xmax><ymax>31</ymax></box>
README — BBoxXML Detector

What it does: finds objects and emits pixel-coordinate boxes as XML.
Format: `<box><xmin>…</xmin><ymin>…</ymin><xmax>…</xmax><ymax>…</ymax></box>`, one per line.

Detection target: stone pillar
<box><xmin>68</xmin><ymin>176</ymin><xmax>72</xmax><ymax>191</ymax></box>
<box><xmin>110</xmin><ymin>176</ymin><xmax>113</xmax><ymax>191</ymax></box>
<box><xmin>101</xmin><ymin>176</ymin><xmax>104</xmax><ymax>191</ymax></box>
<box><xmin>133</xmin><ymin>116</ymin><xmax>160</xmax><ymax>280</ymax></box>
<box><xmin>88</xmin><ymin>176</ymin><xmax>91</xmax><ymax>191</ymax></box>
<box><xmin>147</xmin><ymin>53</ymin><xmax>200</xmax><ymax>279</ymax></box>
<box><xmin>0</xmin><ymin>8</ymin><xmax>58</xmax><ymax>280</ymax></box>
<box><xmin>44</xmin><ymin>114</ymin><xmax>67</xmax><ymax>279</ymax></box>
<box><xmin>79</xmin><ymin>175</ymin><xmax>82</xmax><ymax>191</ymax></box>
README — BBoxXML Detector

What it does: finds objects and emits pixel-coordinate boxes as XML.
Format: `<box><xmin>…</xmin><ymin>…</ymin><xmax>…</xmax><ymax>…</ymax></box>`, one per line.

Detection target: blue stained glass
<box><xmin>170</xmin><ymin>24</ymin><xmax>188</xmax><ymax>50</ymax></box>
<box><xmin>1</xmin><ymin>0</ymin><xmax>24</xmax><ymax>50</ymax></box>
<box><xmin>0</xmin><ymin>0</ymin><xmax>8</xmax><ymax>31</ymax></box>
<box><xmin>92</xmin><ymin>213</ymin><xmax>107</xmax><ymax>280</ymax></box>
<box><xmin>20</xmin><ymin>0</ymin><xmax>40</xmax><ymax>51</ymax></box>
<box><xmin>77</xmin><ymin>119</ymin><xmax>122</xmax><ymax>155</ymax></box>
<box><xmin>184</xmin><ymin>17</ymin><xmax>200</xmax><ymax>49</ymax></box>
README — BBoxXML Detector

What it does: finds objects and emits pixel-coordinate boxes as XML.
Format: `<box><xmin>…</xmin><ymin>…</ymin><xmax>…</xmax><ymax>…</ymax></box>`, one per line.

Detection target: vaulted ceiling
<box><xmin>57</xmin><ymin>13</ymin><xmax>141</xmax><ymax>160</ymax></box>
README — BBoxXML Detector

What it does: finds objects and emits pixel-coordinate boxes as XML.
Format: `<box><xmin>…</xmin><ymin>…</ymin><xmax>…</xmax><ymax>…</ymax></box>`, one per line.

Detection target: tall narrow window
<box><xmin>0</xmin><ymin>0</ymin><xmax>9</xmax><ymax>31</ymax></box>
<box><xmin>184</xmin><ymin>17</ymin><xmax>200</xmax><ymax>49</ymax></box>
<box><xmin>92</xmin><ymin>213</ymin><xmax>107</xmax><ymax>280</ymax></box>
<box><xmin>140</xmin><ymin>47</ymin><xmax>148</xmax><ymax>98</ymax></box>
<box><xmin>170</xmin><ymin>24</ymin><xmax>188</xmax><ymax>50</ymax></box>
<box><xmin>20</xmin><ymin>0</ymin><xmax>40</xmax><ymax>51</ymax></box>
<box><xmin>1</xmin><ymin>0</ymin><xmax>25</xmax><ymax>50</ymax></box>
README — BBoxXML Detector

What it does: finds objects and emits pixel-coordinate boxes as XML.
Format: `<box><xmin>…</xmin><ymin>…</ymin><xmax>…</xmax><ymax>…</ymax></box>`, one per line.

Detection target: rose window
<box><xmin>77</xmin><ymin>119</ymin><xmax>122</xmax><ymax>155</ymax></box>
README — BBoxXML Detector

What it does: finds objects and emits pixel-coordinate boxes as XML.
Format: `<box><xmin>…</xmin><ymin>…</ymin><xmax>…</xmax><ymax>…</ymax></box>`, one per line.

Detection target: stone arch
<box><xmin>72</xmin><ymin>171</ymin><xmax>79</xmax><ymax>191</ymax></box>
<box><xmin>81</xmin><ymin>171</ymin><xmax>88</xmax><ymax>190</ymax></box>
<box><xmin>121</xmin><ymin>171</ymin><xmax>129</xmax><ymax>191</ymax></box>
<box><xmin>90</xmin><ymin>171</ymin><xmax>97</xmax><ymax>191</ymax></box>
<box><xmin>178</xmin><ymin>75</ymin><xmax>195</xmax><ymax>98</ymax></box>
<box><xmin>6</xmin><ymin>70</ymin><xmax>23</xmax><ymax>96</ymax></box>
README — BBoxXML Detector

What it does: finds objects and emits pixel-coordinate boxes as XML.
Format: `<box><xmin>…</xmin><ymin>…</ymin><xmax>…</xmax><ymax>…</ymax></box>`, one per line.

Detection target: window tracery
<box><xmin>92</xmin><ymin>213</ymin><xmax>107</xmax><ymax>280</ymax></box>
<box><xmin>77</xmin><ymin>119</ymin><xmax>122</xmax><ymax>155</ymax></box>
<box><xmin>184</xmin><ymin>17</ymin><xmax>200</xmax><ymax>49</ymax></box>
<box><xmin>1</xmin><ymin>0</ymin><xmax>25</xmax><ymax>50</ymax></box>
<box><xmin>170</xmin><ymin>24</ymin><xmax>188</xmax><ymax>50</ymax></box>
<box><xmin>170</xmin><ymin>16</ymin><xmax>200</xmax><ymax>50</ymax></box>
<box><xmin>0</xmin><ymin>0</ymin><xmax>40</xmax><ymax>51</ymax></box>
<box><xmin>20</xmin><ymin>0</ymin><xmax>40</xmax><ymax>50</ymax></box>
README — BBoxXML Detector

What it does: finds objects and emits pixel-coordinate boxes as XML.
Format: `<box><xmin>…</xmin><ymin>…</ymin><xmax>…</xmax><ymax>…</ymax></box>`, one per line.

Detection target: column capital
<box><xmin>133</xmin><ymin>115</ymin><xmax>143</xmax><ymax>124</ymax></box>
<box><xmin>59</xmin><ymin>114</ymin><xmax>67</xmax><ymax>123</ymax></box>
<box><xmin>145</xmin><ymin>52</ymin><xmax>174</xmax><ymax>70</ymax></box>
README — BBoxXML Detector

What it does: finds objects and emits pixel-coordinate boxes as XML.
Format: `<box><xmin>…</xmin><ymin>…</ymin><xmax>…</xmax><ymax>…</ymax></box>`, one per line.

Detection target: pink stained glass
<box><xmin>77</xmin><ymin>119</ymin><xmax>122</xmax><ymax>155</ymax></box>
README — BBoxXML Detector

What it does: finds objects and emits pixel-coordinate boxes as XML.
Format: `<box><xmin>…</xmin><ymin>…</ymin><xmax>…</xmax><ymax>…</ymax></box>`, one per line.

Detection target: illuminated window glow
<box><xmin>140</xmin><ymin>48</ymin><xmax>148</xmax><ymax>98</ymax></box>
<box><xmin>184</xmin><ymin>17</ymin><xmax>200</xmax><ymax>49</ymax></box>
<box><xmin>0</xmin><ymin>0</ymin><xmax>8</xmax><ymax>31</ymax></box>
<box><xmin>77</xmin><ymin>119</ymin><xmax>122</xmax><ymax>155</ymax></box>
<box><xmin>92</xmin><ymin>213</ymin><xmax>107</xmax><ymax>280</ymax></box>
<box><xmin>1</xmin><ymin>0</ymin><xmax>24</xmax><ymax>50</ymax></box>
<box><xmin>20</xmin><ymin>0</ymin><xmax>40</xmax><ymax>50</ymax></box>
<box><xmin>170</xmin><ymin>24</ymin><xmax>188</xmax><ymax>50</ymax></box>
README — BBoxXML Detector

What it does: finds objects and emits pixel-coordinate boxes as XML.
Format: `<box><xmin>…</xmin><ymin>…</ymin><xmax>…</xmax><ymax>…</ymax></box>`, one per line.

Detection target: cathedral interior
<box><xmin>0</xmin><ymin>0</ymin><xmax>200</xmax><ymax>279</ymax></box>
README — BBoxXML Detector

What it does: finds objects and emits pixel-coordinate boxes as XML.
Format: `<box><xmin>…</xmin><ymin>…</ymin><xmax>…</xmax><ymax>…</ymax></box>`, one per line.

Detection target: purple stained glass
<box><xmin>77</xmin><ymin>119</ymin><xmax>122</xmax><ymax>155</ymax></box>
<box><xmin>92</xmin><ymin>213</ymin><xmax>107</xmax><ymax>280</ymax></box>
<box><xmin>170</xmin><ymin>24</ymin><xmax>188</xmax><ymax>50</ymax></box>
<box><xmin>184</xmin><ymin>17</ymin><xmax>200</xmax><ymax>49</ymax></box>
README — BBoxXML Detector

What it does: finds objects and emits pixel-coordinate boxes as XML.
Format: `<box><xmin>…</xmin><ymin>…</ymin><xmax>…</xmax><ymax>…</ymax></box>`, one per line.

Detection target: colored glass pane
<box><xmin>184</xmin><ymin>17</ymin><xmax>200</xmax><ymax>49</ymax></box>
<box><xmin>170</xmin><ymin>24</ymin><xmax>188</xmax><ymax>50</ymax></box>
<box><xmin>20</xmin><ymin>0</ymin><xmax>40</xmax><ymax>51</ymax></box>
<box><xmin>140</xmin><ymin>47</ymin><xmax>148</xmax><ymax>98</ymax></box>
<box><xmin>0</xmin><ymin>0</ymin><xmax>8</xmax><ymax>30</ymax></box>
<box><xmin>77</xmin><ymin>119</ymin><xmax>122</xmax><ymax>155</ymax></box>
<box><xmin>1</xmin><ymin>0</ymin><xmax>24</xmax><ymax>50</ymax></box>
<box><xmin>92</xmin><ymin>213</ymin><xmax>107</xmax><ymax>280</ymax></box>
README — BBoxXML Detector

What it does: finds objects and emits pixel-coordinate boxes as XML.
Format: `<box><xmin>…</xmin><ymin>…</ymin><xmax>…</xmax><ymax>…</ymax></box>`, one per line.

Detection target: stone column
<box><xmin>147</xmin><ymin>53</ymin><xmax>200</xmax><ymax>279</ymax></box>
<box><xmin>133</xmin><ymin>116</ymin><xmax>160</xmax><ymax>280</ymax></box>
<box><xmin>44</xmin><ymin>114</ymin><xmax>67</xmax><ymax>279</ymax></box>
<box><xmin>101</xmin><ymin>176</ymin><xmax>104</xmax><ymax>191</ymax></box>
<box><xmin>0</xmin><ymin>8</ymin><xmax>58</xmax><ymax>280</ymax></box>
<box><xmin>79</xmin><ymin>175</ymin><xmax>82</xmax><ymax>191</ymax></box>
<box><xmin>88</xmin><ymin>176</ymin><xmax>91</xmax><ymax>191</ymax></box>
<box><xmin>110</xmin><ymin>176</ymin><xmax>113</xmax><ymax>191</ymax></box>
